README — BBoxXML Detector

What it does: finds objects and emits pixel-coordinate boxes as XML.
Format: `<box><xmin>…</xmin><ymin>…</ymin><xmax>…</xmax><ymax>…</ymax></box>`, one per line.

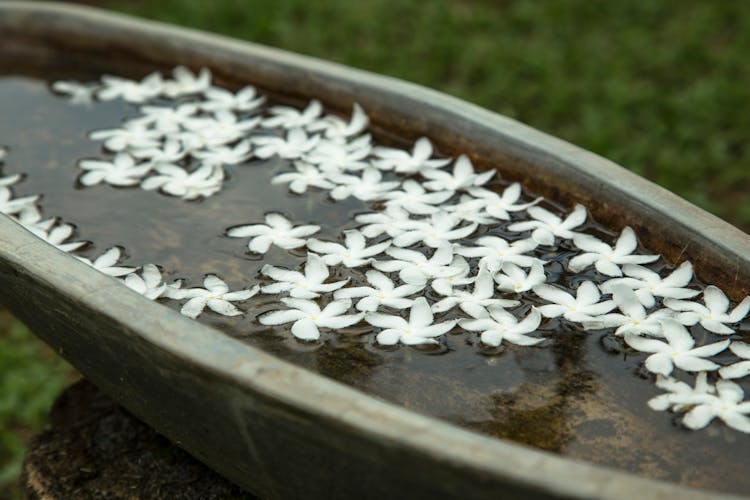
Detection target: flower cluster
<box><xmin>42</xmin><ymin>68</ymin><xmax>750</xmax><ymax>434</ymax></box>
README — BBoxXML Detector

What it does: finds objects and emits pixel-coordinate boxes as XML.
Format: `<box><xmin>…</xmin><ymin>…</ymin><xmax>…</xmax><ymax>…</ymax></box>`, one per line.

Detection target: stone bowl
<box><xmin>0</xmin><ymin>3</ymin><xmax>747</xmax><ymax>499</ymax></box>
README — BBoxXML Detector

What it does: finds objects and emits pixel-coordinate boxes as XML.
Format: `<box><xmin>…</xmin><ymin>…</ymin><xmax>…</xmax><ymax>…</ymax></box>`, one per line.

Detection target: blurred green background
<box><xmin>2</xmin><ymin>0</ymin><xmax>749</xmax><ymax>496</ymax></box>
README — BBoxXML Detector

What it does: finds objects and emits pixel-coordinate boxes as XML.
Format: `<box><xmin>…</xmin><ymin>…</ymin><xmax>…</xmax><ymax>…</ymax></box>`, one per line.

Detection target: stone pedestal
<box><xmin>22</xmin><ymin>379</ymin><xmax>255</xmax><ymax>499</ymax></box>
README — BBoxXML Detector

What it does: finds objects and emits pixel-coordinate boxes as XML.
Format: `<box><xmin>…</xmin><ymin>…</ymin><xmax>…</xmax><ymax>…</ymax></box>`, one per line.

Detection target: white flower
<box><xmin>393</xmin><ymin>211</ymin><xmax>477</xmax><ymax>248</ymax></box>
<box><xmin>178</xmin><ymin>275</ymin><xmax>259</xmax><ymax>319</ymax></box>
<box><xmin>130</xmin><ymin>140</ymin><xmax>186</xmax><ymax>166</ymax></box>
<box><xmin>79</xmin><ymin>247</ymin><xmax>135</xmax><ymax>277</ymax></box>
<box><xmin>328</xmin><ymin>167</ymin><xmax>400</xmax><ymax>201</ymax></box>
<box><xmin>262</xmin><ymin>100</ymin><xmax>323</xmax><ymax>129</ymax></box>
<box><xmin>365</xmin><ymin>297</ymin><xmax>456</xmax><ymax>345</ymax></box>
<box><xmin>13</xmin><ymin>206</ymin><xmax>56</xmax><ymax>237</ymax></box>
<box><xmin>307</xmin><ymin>230</ymin><xmax>390</xmax><ymax>268</ymax></box>
<box><xmin>383</xmin><ymin>180</ymin><xmax>452</xmax><ymax>215</ymax></box>
<box><xmin>132</xmin><ymin>103</ymin><xmax>199</xmax><ymax>133</ymax></box>
<box><xmin>193</xmin><ymin>140</ymin><xmax>252</xmax><ymax>166</ymax></box>
<box><xmin>494</xmin><ymin>261</ymin><xmax>546</xmax><ymax>293</ymax></box>
<box><xmin>307</xmin><ymin>103</ymin><xmax>368</xmax><ymax>139</ymax></box>
<box><xmin>468</xmin><ymin>183</ymin><xmax>541</xmax><ymax>220</ymax></box>
<box><xmin>681</xmin><ymin>380</ymin><xmax>750</xmax><ymax>433</ymax></box>
<box><xmin>534</xmin><ymin>281</ymin><xmax>615</xmax><ymax>322</ymax></box>
<box><xmin>259</xmin><ymin>298</ymin><xmax>364</xmax><ymax>341</ymax></box>
<box><xmin>181</xmin><ymin>111</ymin><xmax>259</xmax><ymax>148</ymax></box>
<box><xmin>97</xmin><ymin>72</ymin><xmax>163</xmax><ymax>103</ymax></box>
<box><xmin>583</xmin><ymin>285</ymin><xmax>672</xmax><ymax>335</ymax></box>
<box><xmin>42</xmin><ymin>223</ymin><xmax>87</xmax><ymax>253</ymax></box>
<box><xmin>648</xmin><ymin>372</ymin><xmax>713</xmax><ymax>412</ymax></box>
<box><xmin>51</xmin><ymin>80</ymin><xmax>95</xmax><ymax>105</ymax></box>
<box><xmin>373</xmin><ymin>245</ymin><xmax>467</xmax><ymax>286</ymax></box>
<box><xmin>623</xmin><ymin>319</ymin><xmax>729</xmax><ymax>376</ymax></box>
<box><xmin>333</xmin><ymin>270</ymin><xmax>423</xmax><ymax>312</ymax></box>
<box><xmin>89</xmin><ymin>122</ymin><xmax>161</xmax><ymax>152</ymax></box>
<box><xmin>141</xmin><ymin>164</ymin><xmax>224</xmax><ymax>200</ymax></box>
<box><xmin>432</xmin><ymin>268</ymin><xmax>519</xmax><ymax>317</ymax></box>
<box><xmin>226</xmin><ymin>213</ymin><xmax>320</xmax><ymax>254</ymax></box>
<box><xmin>664</xmin><ymin>285</ymin><xmax>750</xmax><ymax>335</ymax></box>
<box><xmin>601</xmin><ymin>262</ymin><xmax>699</xmax><ymax>308</ymax></box>
<box><xmin>455</xmin><ymin>236</ymin><xmax>538</xmax><ymax>272</ymax></box>
<box><xmin>272</xmin><ymin>162</ymin><xmax>335</xmax><ymax>194</ymax></box>
<box><xmin>305</xmin><ymin>134</ymin><xmax>371</xmax><ymax>172</ymax></box>
<box><xmin>569</xmin><ymin>227</ymin><xmax>659</xmax><ymax>277</ymax></box>
<box><xmin>355</xmin><ymin>206</ymin><xmax>420</xmax><ymax>238</ymax></box>
<box><xmin>460</xmin><ymin>306</ymin><xmax>543</xmax><ymax>346</ymax></box>
<box><xmin>719</xmin><ymin>342</ymin><xmax>750</xmax><ymax>380</ymax></box>
<box><xmin>371</xmin><ymin>137</ymin><xmax>450</xmax><ymax>174</ymax></box>
<box><xmin>261</xmin><ymin>253</ymin><xmax>348</xmax><ymax>299</ymax></box>
<box><xmin>421</xmin><ymin>155</ymin><xmax>494</xmax><ymax>192</ymax></box>
<box><xmin>79</xmin><ymin>153</ymin><xmax>152</xmax><ymax>187</ymax></box>
<box><xmin>201</xmin><ymin>85</ymin><xmax>264</xmax><ymax>112</ymax></box>
<box><xmin>443</xmin><ymin>197</ymin><xmax>497</xmax><ymax>225</ymax></box>
<box><xmin>252</xmin><ymin>128</ymin><xmax>320</xmax><ymax>159</ymax></box>
<box><xmin>0</xmin><ymin>189</ymin><xmax>38</xmax><ymax>216</ymax></box>
<box><xmin>123</xmin><ymin>264</ymin><xmax>167</xmax><ymax>300</ymax></box>
<box><xmin>162</xmin><ymin>66</ymin><xmax>212</xmax><ymax>98</ymax></box>
<box><xmin>508</xmin><ymin>204</ymin><xmax>586</xmax><ymax>245</ymax></box>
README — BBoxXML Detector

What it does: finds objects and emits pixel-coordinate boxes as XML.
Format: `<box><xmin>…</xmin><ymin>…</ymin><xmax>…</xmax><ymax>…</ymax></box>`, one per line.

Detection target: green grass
<box><xmin>0</xmin><ymin>313</ymin><xmax>74</xmax><ymax>498</ymax></box>
<box><xmin>107</xmin><ymin>0</ymin><xmax>750</xmax><ymax>232</ymax></box>
<box><xmin>3</xmin><ymin>0</ymin><xmax>750</xmax><ymax>495</ymax></box>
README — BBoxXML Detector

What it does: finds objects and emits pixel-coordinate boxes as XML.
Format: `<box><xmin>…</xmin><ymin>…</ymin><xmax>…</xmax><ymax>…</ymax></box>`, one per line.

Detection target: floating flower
<box><xmin>133</xmin><ymin>103</ymin><xmax>199</xmax><ymax>133</ymax></box>
<box><xmin>226</xmin><ymin>213</ymin><xmax>320</xmax><ymax>254</ymax></box>
<box><xmin>79</xmin><ymin>247</ymin><xmax>135</xmax><ymax>277</ymax></box>
<box><xmin>162</xmin><ymin>66</ymin><xmax>212</xmax><ymax>98</ymax></box>
<box><xmin>262</xmin><ymin>100</ymin><xmax>323</xmax><ymax>129</ymax></box>
<box><xmin>374</xmin><ymin>245</ymin><xmax>468</xmax><ymax>286</ymax></box>
<box><xmin>459</xmin><ymin>306</ymin><xmax>543</xmax><ymax>346</ymax></box>
<box><xmin>456</xmin><ymin>236</ymin><xmax>538</xmax><ymax>272</ymax></box>
<box><xmin>333</xmin><ymin>270</ymin><xmax>423</xmax><ymax>312</ymax></box>
<box><xmin>88</xmin><ymin>122</ymin><xmax>162</xmax><ymax>152</ymax></box>
<box><xmin>681</xmin><ymin>380</ymin><xmax>750</xmax><ymax>433</ymax></box>
<box><xmin>355</xmin><ymin>206</ymin><xmax>420</xmax><ymax>238</ymax></box>
<box><xmin>181</xmin><ymin>111</ymin><xmax>259</xmax><ymax>148</ymax></box>
<box><xmin>260</xmin><ymin>253</ymin><xmax>348</xmax><ymax>299</ymax></box>
<box><xmin>0</xmin><ymin>189</ymin><xmax>38</xmax><ymax>216</ymax></box>
<box><xmin>600</xmin><ymin>262</ymin><xmax>698</xmax><ymax>308</ymax></box>
<box><xmin>130</xmin><ymin>140</ymin><xmax>186</xmax><ymax>166</ymax></box>
<box><xmin>79</xmin><ymin>153</ymin><xmax>152</xmax><ymax>187</ymax></box>
<box><xmin>141</xmin><ymin>163</ymin><xmax>225</xmax><ymax>200</ymax></box>
<box><xmin>123</xmin><ymin>264</ymin><xmax>167</xmax><ymax>300</ymax></box>
<box><xmin>443</xmin><ymin>197</ymin><xmax>497</xmax><ymax>225</ymax></box>
<box><xmin>259</xmin><ymin>298</ymin><xmax>364</xmax><ymax>340</ymax></box>
<box><xmin>97</xmin><ymin>72</ymin><xmax>164</xmax><ymax>103</ymax></box>
<box><xmin>271</xmin><ymin>162</ymin><xmax>335</xmax><ymax>194</ymax></box>
<box><xmin>569</xmin><ymin>227</ymin><xmax>659</xmax><ymax>277</ymax></box>
<box><xmin>533</xmin><ymin>281</ymin><xmax>615</xmax><ymax>322</ymax></box>
<box><xmin>493</xmin><ymin>261</ymin><xmax>545</xmax><ymax>293</ymax></box>
<box><xmin>421</xmin><ymin>155</ymin><xmax>494</xmax><ymax>192</ymax></box>
<box><xmin>305</xmin><ymin>134</ymin><xmax>371</xmax><ymax>172</ymax></box>
<box><xmin>508</xmin><ymin>204</ymin><xmax>586</xmax><ymax>245</ymax></box>
<box><xmin>365</xmin><ymin>297</ymin><xmax>456</xmax><ymax>345</ymax></box>
<box><xmin>307</xmin><ymin>230</ymin><xmax>390</xmax><ymax>268</ymax></box>
<box><xmin>392</xmin><ymin>211</ymin><xmax>477</xmax><ymax>248</ymax></box>
<box><xmin>648</xmin><ymin>372</ymin><xmax>713</xmax><ymax>412</ymax></box>
<box><xmin>432</xmin><ymin>268</ymin><xmax>519</xmax><ymax>318</ymax></box>
<box><xmin>664</xmin><ymin>285</ymin><xmax>750</xmax><ymax>335</ymax></box>
<box><xmin>201</xmin><ymin>85</ymin><xmax>264</xmax><ymax>112</ymax></box>
<box><xmin>178</xmin><ymin>275</ymin><xmax>259</xmax><ymax>319</ymax></box>
<box><xmin>51</xmin><ymin>80</ymin><xmax>95</xmax><ymax>106</ymax></box>
<box><xmin>623</xmin><ymin>319</ymin><xmax>729</xmax><ymax>376</ymax></box>
<box><xmin>307</xmin><ymin>103</ymin><xmax>368</xmax><ymax>140</ymax></box>
<box><xmin>719</xmin><ymin>342</ymin><xmax>750</xmax><ymax>380</ymax></box>
<box><xmin>371</xmin><ymin>137</ymin><xmax>450</xmax><ymax>174</ymax></box>
<box><xmin>468</xmin><ymin>183</ymin><xmax>541</xmax><ymax>220</ymax></box>
<box><xmin>42</xmin><ymin>223</ymin><xmax>87</xmax><ymax>253</ymax></box>
<box><xmin>328</xmin><ymin>167</ymin><xmax>400</xmax><ymax>201</ymax></box>
<box><xmin>193</xmin><ymin>140</ymin><xmax>252</xmax><ymax>166</ymax></box>
<box><xmin>382</xmin><ymin>180</ymin><xmax>453</xmax><ymax>215</ymax></box>
<box><xmin>252</xmin><ymin>128</ymin><xmax>320</xmax><ymax>159</ymax></box>
<box><xmin>586</xmin><ymin>285</ymin><xmax>672</xmax><ymax>335</ymax></box>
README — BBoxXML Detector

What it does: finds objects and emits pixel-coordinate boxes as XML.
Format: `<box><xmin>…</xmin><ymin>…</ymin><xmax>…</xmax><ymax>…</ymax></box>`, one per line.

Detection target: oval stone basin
<box><xmin>0</xmin><ymin>3</ymin><xmax>749</xmax><ymax>499</ymax></box>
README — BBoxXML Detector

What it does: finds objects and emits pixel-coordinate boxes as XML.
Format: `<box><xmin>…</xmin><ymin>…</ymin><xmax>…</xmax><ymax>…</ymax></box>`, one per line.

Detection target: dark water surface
<box><xmin>2</xmin><ymin>72</ymin><xmax>749</xmax><ymax>494</ymax></box>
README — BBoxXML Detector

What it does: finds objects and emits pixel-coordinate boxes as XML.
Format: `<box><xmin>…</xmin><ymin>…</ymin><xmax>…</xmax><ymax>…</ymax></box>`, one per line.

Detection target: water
<box><xmin>1</xmin><ymin>68</ymin><xmax>749</xmax><ymax>494</ymax></box>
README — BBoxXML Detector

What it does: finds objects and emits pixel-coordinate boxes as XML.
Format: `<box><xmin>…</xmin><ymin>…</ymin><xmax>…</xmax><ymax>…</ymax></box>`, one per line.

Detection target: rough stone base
<box><xmin>22</xmin><ymin>379</ymin><xmax>255</xmax><ymax>499</ymax></box>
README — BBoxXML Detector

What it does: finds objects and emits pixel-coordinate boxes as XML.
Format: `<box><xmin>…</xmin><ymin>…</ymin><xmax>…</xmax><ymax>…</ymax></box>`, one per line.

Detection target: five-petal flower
<box><xmin>227</xmin><ymin>213</ymin><xmax>320</xmax><ymax>254</ymax></box>
<box><xmin>365</xmin><ymin>297</ymin><xmax>456</xmax><ymax>345</ymax></box>
<box><xmin>259</xmin><ymin>298</ymin><xmax>363</xmax><ymax>340</ymax></box>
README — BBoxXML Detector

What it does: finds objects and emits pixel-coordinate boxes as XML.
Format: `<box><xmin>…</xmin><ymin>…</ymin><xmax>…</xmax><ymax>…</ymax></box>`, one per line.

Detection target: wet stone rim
<box><xmin>2</xmin><ymin>66</ymin><xmax>749</xmax><ymax>435</ymax></box>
